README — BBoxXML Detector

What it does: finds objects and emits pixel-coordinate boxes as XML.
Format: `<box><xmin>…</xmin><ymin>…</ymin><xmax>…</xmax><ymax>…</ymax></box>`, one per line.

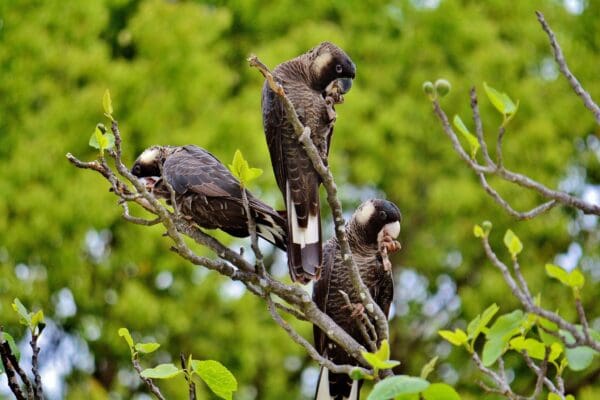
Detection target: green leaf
<box><xmin>503</xmin><ymin>229</ymin><xmax>523</xmax><ymax>259</ymax></box>
<box><xmin>367</xmin><ymin>375</ymin><xmax>429</xmax><ymax>400</ymax></box>
<box><xmin>89</xmin><ymin>126</ymin><xmax>108</xmax><ymax>155</ymax></box>
<box><xmin>467</xmin><ymin>303</ymin><xmax>499</xmax><ymax>340</ymax></box>
<box><xmin>453</xmin><ymin>115</ymin><xmax>480</xmax><ymax>159</ymax></box>
<box><xmin>31</xmin><ymin>310</ymin><xmax>45</xmax><ymax>329</ymax></box>
<box><xmin>350</xmin><ymin>367</ymin><xmax>370</xmax><ymax>381</ymax></box>
<box><xmin>438</xmin><ymin>329</ymin><xmax>468</xmax><ymax>346</ymax></box>
<box><xmin>228</xmin><ymin>149</ymin><xmax>263</xmax><ymax>186</ymax></box>
<box><xmin>376</xmin><ymin>339</ymin><xmax>391</xmax><ymax>362</ymax></box>
<box><xmin>486</xmin><ymin>310</ymin><xmax>525</xmax><ymax>341</ymax></box>
<box><xmin>420</xmin><ymin>356</ymin><xmax>438</xmax><ymax>379</ymax></box>
<box><xmin>549</xmin><ymin>342</ymin><xmax>563</xmax><ymax>362</ymax></box>
<box><xmin>568</xmin><ymin>269</ymin><xmax>585</xmax><ymax>289</ymax></box>
<box><xmin>483</xmin><ymin>82</ymin><xmax>518</xmax><ymax>116</ymax></box>
<box><xmin>509</xmin><ymin>336</ymin><xmax>546</xmax><ymax>360</ymax></box>
<box><xmin>473</xmin><ymin>225</ymin><xmax>484</xmax><ymax>238</ymax></box>
<box><xmin>140</xmin><ymin>363</ymin><xmax>182</xmax><ymax>379</ymax></box>
<box><xmin>118</xmin><ymin>328</ymin><xmax>134</xmax><ymax>349</ymax></box>
<box><xmin>191</xmin><ymin>360</ymin><xmax>238</xmax><ymax>400</ymax></box>
<box><xmin>548</xmin><ymin>394</ymin><xmax>560</xmax><ymax>400</ymax></box>
<box><xmin>361</xmin><ymin>351</ymin><xmax>401</xmax><ymax>370</ymax></box>
<box><xmin>12</xmin><ymin>298</ymin><xmax>31</xmax><ymax>326</ymax></box>
<box><xmin>565</xmin><ymin>346</ymin><xmax>597</xmax><ymax>371</ymax></box>
<box><xmin>103</xmin><ymin>89</ymin><xmax>113</xmax><ymax>115</ymax></box>
<box><xmin>422</xmin><ymin>383</ymin><xmax>461</xmax><ymax>400</ymax></box>
<box><xmin>135</xmin><ymin>342</ymin><xmax>160</xmax><ymax>354</ymax></box>
<box><xmin>482</xmin><ymin>338</ymin><xmax>505</xmax><ymax>367</ymax></box>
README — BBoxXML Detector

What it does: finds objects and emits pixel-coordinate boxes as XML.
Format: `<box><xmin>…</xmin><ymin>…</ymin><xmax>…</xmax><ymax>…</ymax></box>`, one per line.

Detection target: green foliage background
<box><xmin>1</xmin><ymin>0</ymin><xmax>599</xmax><ymax>398</ymax></box>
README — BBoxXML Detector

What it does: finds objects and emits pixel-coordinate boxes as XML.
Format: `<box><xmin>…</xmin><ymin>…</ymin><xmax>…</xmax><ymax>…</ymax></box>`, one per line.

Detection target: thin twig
<box><xmin>0</xmin><ymin>330</ymin><xmax>27</xmax><ymax>400</ymax></box>
<box><xmin>535</xmin><ymin>11</ymin><xmax>600</xmax><ymax>125</ymax></box>
<box><xmin>470</xmin><ymin>87</ymin><xmax>493</xmax><ymax>166</ymax></box>
<box><xmin>240</xmin><ymin>186</ymin><xmax>266</xmax><ymax>276</ymax></box>
<box><xmin>31</xmin><ymin>327</ymin><xmax>44</xmax><ymax>399</ymax></box>
<box><xmin>180</xmin><ymin>353</ymin><xmax>197</xmax><ymax>400</ymax></box>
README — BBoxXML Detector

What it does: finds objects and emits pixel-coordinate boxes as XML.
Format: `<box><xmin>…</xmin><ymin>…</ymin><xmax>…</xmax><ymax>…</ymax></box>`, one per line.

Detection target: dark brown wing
<box><xmin>163</xmin><ymin>146</ymin><xmax>241</xmax><ymax>198</ymax></box>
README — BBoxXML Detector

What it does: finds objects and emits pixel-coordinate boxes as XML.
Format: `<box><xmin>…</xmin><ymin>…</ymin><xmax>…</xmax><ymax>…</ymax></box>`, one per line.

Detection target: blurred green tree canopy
<box><xmin>0</xmin><ymin>0</ymin><xmax>598</xmax><ymax>398</ymax></box>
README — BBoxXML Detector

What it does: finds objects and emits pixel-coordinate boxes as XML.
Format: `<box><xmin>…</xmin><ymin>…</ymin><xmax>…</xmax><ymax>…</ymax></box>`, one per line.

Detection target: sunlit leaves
<box><xmin>467</xmin><ymin>303</ymin><xmax>499</xmax><ymax>342</ymax></box>
<box><xmin>135</xmin><ymin>342</ymin><xmax>160</xmax><ymax>354</ymax></box>
<box><xmin>140</xmin><ymin>363</ymin><xmax>182</xmax><ymax>379</ymax></box>
<box><xmin>422</xmin><ymin>383</ymin><xmax>461</xmax><ymax>400</ymax></box>
<box><xmin>89</xmin><ymin>124</ymin><xmax>115</xmax><ymax>156</ymax></box>
<box><xmin>361</xmin><ymin>340</ymin><xmax>401</xmax><ymax>372</ymax></box>
<box><xmin>367</xmin><ymin>375</ymin><xmax>429</xmax><ymax>400</ymax></box>
<box><xmin>503</xmin><ymin>229</ymin><xmax>522</xmax><ymax>259</ymax></box>
<box><xmin>191</xmin><ymin>360</ymin><xmax>238</xmax><ymax>400</ymax></box>
<box><xmin>228</xmin><ymin>149</ymin><xmax>263</xmax><ymax>186</ymax></box>
<box><xmin>483</xmin><ymin>82</ymin><xmax>519</xmax><ymax>119</ymax></box>
<box><xmin>118</xmin><ymin>327</ymin><xmax>134</xmax><ymax>350</ymax></box>
<box><xmin>453</xmin><ymin>115</ymin><xmax>479</xmax><ymax>159</ymax></box>
<box><xmin>438</xmin><ymin>329</ymin><xmax>468</xmax><ymax>347</ymax></box>
<box><xmin>420</xmin><ymin>356</ymin><xmax>438</xmax><ymax>380</ymax></box>
<box><xmin>103</xmin><ymin>89</ymin><xmax>114</xmax><ymax>118</ymax></box>
<box><xmin>545</xmin><ymin>264</ymin><xmax>585</xmax><ymax>290</ymax></box>
<box><xmin>12</xmin><ymin>298</ymin><xmax>45</xmax><ymax>332</ymax></box>
<box><xmin>481</xmin><ymin>310</ymin><xmax>526</xmax><ymax>366</ymax></box>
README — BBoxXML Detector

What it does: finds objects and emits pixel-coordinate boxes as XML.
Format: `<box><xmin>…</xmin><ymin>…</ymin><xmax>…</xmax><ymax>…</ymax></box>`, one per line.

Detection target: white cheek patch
<box><xmin>313</xmin><ymin>52</ymin><xmax>333</xmax><ymax>73</ymax></box>
<box><xmin>381</xmin><ymin>221</ymin><xmax>401</xmax><ymax>239</ymax></box>
<box><xmin>355</xmin><ymin>201</ymin><xmax>375</xmax><ymax>225</ymax></box>
<box><xmin>139</xmin><ymin>148</ymin><xmax>160</xmax><ymax>164</ymax></box>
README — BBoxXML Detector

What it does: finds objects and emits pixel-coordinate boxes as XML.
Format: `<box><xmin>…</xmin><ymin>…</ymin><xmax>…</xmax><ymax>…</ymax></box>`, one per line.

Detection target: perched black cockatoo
<box><xmin>262</xmin><ymin>41</ymin><xmax>356</xmax><ymax>283</ymax></box>
<box><xmin>313</xmin><ymin>199</ymin><xmax>402</xmax><ymax>400</ymax></box>
<box><xmin>131</xmin><ymin>145</ymin><xmax>287</xmax><ymax>250</ymax></box>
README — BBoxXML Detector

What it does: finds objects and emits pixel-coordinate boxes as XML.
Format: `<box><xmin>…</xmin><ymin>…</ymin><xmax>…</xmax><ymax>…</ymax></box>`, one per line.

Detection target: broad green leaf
<box><xmin>473</xmin><ymin>225</ymin><xmax>484</xmax><ymax>238</ymax></box>
<box><xmin>118</xmin><ymin>328</ymin><xmax>134</xmax><ymax>349</ymax></box>
<box><xmin>548</xmin><ymin>394</ymin><xmax>560</xmax><ymax>400</ymax></box>
<box><xmin>483</xmin><ymin>82</ymin><xmax>518</xmax><ymax>116</ymax></box>
<box><xmin>467</xmin><ymin>303</ymin><xmax>499</xmax><ymax>340</ymax></box>
<box><xmin>135</xmin><ymin>342</ymin><xmax>160</xmax><ymax>354</ymax></box>
<box><xmin>549</xmin><ymin>342</ymin><xmax>563</xmax><ymax>362</ymax></box>
<box><xmin>422</xmin><ymin>383</ymin><xmax>461</xmax><ymax>400</ymax></box>
<box><xmin>503</xmin><ymin>229</ymin><xmax>522</xmax><ymax>258</ymax></box>
<box><xmin>486</xmin><ymin>310</ymin><xmax>525</xmax><ymax>341</ymax></box>
<box><xmin>12</xmin><ymin>298</ymin><xmax>31</xmax><ymax>326</ymax></box>
<box><xmin>103</xmin><ymin>89</ymin><xmax>113</xmax><ymax>115</ymax></box>
<box><xmin>375</xmin><ymin>339</ymin><xmax>391</xmax><ymax>362</ymax></box>
<box><xmin>568</xmin><ymin>269</ymin><xmax>585</xmax><ymax>289</ymax></box>
<box><xmin>228</xmin><ymin>149</ymin><xmax>263</xmax><ymax>186</ymax></box>
<box><xmin>453</xmin><ymin>115</ymin><xmax>479</xmax><ymax>158</ymax></box>
<box><xmin>420</xmin><ymin>356</ymin><xmax>438</xmax><ymax>379</ymax></box>
<box><xmin>438</xmin><ymin>329</ymin><xmax>468</xmax><ymax>346</ymax></box>
<box><xmin>509</xmin><ymin>336</ymin><xmax>545</xmax><ymax>360</ymax></box>
<box><xmin>89</xmin><ymin>126</ymin><xmax>108</xmax><ymax>155</ymax></box>
<box><xmin>565</xmin><ymin>346</ymin><xmax>597</xmax><ymax>371</ymax></box>
<box><xmin>482</xmin><ymin>338</ymin><xmax>505</xmax><ymax>367</ymax></box>
<box><xmin>191</xmin><ymin>360</ymin><xmax>238</xmax><ymax>400</ymax></box>
<box><xmin>366</xmin><ymin>375</ymin><xmax>429</xmax><ymax>400</ymax></box>
<box><xmin>545</xmin><ymin>264</ymin><xmax>569</xmax><ymax>286</ymax></box>
<box><xmin>140</xmin><ymin>363</ymin><xmax>182</xmax><ymax>379</ymax></box>
<box><xmin>361</xmin><ymin>351</ymin><xmax>401</xmax><ymax>369</ymax></box>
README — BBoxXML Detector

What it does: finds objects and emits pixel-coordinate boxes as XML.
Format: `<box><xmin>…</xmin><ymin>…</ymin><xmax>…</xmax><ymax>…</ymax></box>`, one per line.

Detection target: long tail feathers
<box><xmin>286</xmin><ymin>182</ymin><xmax>322</xmax><ymax>283</ymax></box>
<box><xmin>254</xmin><ymin>208</ymin><xmax>288</xmax><ymax>251</ymax></box>
<box><xmin>315</xmin><ymin>367</ymin><xmax>360</xmax><ymax>400</ymax></box>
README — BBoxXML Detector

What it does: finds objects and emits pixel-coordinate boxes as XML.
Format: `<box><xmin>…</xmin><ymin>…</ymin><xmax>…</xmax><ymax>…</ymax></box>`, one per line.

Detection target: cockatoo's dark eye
<box><xmin>335</xmin><ymin>64</ymin><xmax>343</xmax><ymax>74</ymax></box>
<box><xmin>379</xmin><ymin>211</ymin><xmax>387</xmax><ymax>220</ymax></box>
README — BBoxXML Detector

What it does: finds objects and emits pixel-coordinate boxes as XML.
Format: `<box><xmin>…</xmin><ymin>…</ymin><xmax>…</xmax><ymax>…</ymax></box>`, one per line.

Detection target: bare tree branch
<box><xmin>535</xmin><ymin>11</ymin><xmax>600</xmax><ymax>125</ymax></box>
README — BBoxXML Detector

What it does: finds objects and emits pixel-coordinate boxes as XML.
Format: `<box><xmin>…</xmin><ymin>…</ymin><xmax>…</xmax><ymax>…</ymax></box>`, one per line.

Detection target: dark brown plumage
<box><xmin>313</xmin><ymin>199</ymin><xmax>402</xmax><ymax>400</ymax></box>
<box><xmin>262</xmin><ymin>42</ymin><xmax>356</xmax><ymax>283</ymax></box>
<box><xmin>131</xmin><ymin>145</ymin><xmax>287</xmax><ymax>250</ymax></box>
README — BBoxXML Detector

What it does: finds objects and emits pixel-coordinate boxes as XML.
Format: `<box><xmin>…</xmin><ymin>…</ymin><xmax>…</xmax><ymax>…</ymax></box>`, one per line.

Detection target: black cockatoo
<box><xmin>262</xmin><ymin>42</ymin><xmax>356</xmax><ymax>283</ymax></box>
<box><xmin>131</xmin><ymin>145</ymin><xmax>287</xmax><ymax>250</ymax></box>
<box><xmin>313</xmin><ymin>199</ymin><xmax>402</xmax><ymax>400</ymax></box>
